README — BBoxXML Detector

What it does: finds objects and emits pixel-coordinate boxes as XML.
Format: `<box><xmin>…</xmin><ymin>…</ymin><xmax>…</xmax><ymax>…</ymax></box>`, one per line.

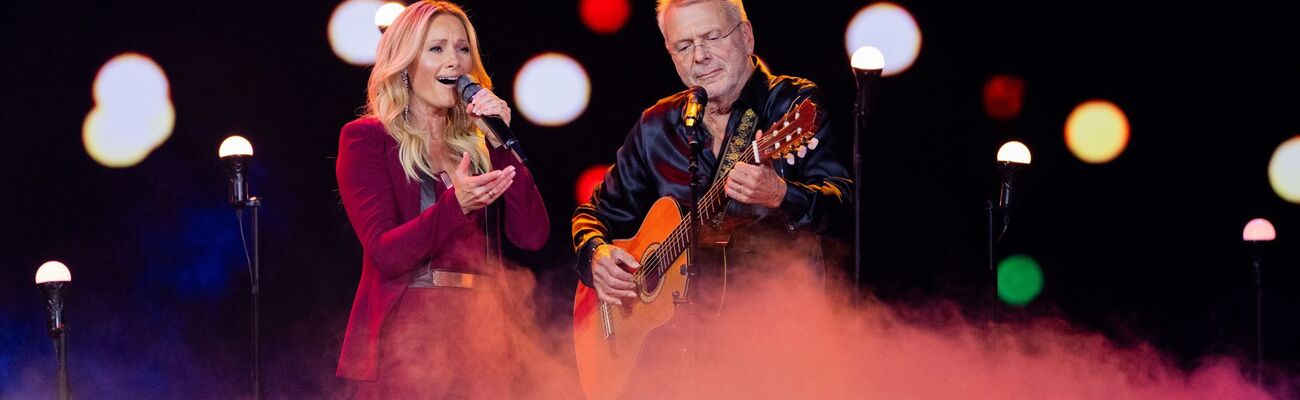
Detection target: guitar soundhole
<box><xmin>640</xmin><ymin>244</ymin><xmax>664</xmax><ymax>298</ymax></box>
<box><xmin>643</xmin><ymin>262</ymin><xmax>663</xmax><ymax>294</ymax></box>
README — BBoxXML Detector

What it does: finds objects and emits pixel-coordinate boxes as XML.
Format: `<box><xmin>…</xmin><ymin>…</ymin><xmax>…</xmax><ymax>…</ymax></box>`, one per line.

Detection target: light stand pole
<box><xmin>850</xmin><ymin>47</ymin><xmax>884</xmax><ymax>301</ymax></box>
<box><xmin>221</xmin><ymin>135</ymin><xmax>262</xmax><ymax>400</ymax></box>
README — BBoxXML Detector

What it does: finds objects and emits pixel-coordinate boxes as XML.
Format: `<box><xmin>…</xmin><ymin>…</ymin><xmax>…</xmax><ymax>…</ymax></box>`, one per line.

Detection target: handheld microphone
<box><xmin>456</xmin><ymin>75</ymin><xmax>527</xmax><ymax>163</ymax></box>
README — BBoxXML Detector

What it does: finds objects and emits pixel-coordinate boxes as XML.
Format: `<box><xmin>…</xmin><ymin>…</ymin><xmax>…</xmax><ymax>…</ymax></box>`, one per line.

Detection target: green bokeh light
<box><xmin>997</xmin><ymin>254</ymin><xmax>1043</xmax><ymax>306</ymax></box>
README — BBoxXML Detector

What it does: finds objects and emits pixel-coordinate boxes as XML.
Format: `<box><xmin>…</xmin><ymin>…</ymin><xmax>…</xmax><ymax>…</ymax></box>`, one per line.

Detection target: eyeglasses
<box><xmin>668</xmin><ymin>21</ymin><xmax>744</xmax><ymax>57</ymax></box>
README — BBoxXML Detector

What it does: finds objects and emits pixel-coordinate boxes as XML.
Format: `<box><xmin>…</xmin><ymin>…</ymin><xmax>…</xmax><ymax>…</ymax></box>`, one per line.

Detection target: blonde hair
<box><xmin>367</xmin><ymin>1</ymin><xmax>494</xmax><ymax>181</ymax></box>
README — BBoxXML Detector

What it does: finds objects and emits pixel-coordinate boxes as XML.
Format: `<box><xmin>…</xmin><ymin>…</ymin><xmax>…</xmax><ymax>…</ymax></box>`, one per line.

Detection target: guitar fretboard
<box><xmin>640</xmin><ymin>99</ymin><xmax>818</xmax><ymax>282</ymax></box>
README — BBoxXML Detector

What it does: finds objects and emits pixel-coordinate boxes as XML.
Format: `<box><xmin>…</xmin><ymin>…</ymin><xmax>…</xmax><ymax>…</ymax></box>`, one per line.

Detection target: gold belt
<box><xmin>409</xmin><ymin>269</ymin><xmax>487</xmax><ymax>289</ymax></box>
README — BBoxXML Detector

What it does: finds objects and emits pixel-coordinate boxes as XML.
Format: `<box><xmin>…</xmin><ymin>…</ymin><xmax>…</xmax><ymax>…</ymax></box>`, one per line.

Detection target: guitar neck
<box><xmin>655</xmin><ymin>97</ymin><xmax>820</xmax><ymax>266</ymax></box>
<box><xmin>656</xmin><ymin>151</ymin><xmax>758</xmax><ymax>265</ymax></box>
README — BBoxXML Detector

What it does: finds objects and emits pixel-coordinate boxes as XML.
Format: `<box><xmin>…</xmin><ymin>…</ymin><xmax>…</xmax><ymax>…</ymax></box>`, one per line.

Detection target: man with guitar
<box><xmin>570</xmin><ymin>0</ymin><xmax>852</xmax><ymax>398</ymax></box>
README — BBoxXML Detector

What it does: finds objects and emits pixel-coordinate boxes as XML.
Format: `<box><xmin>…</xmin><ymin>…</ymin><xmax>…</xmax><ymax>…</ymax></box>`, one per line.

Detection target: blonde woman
<box><xmin>334</xmin><ymin>2</ymin><xmax>547</xmax><ymax>397</ymax></box>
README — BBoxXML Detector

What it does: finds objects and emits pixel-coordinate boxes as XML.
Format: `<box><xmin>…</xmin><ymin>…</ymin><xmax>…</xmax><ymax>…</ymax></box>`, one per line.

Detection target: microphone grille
<box><xmin>456</xmin><ymin>75</ymin><xmax>480</xmax><ymax>102</ymax></box>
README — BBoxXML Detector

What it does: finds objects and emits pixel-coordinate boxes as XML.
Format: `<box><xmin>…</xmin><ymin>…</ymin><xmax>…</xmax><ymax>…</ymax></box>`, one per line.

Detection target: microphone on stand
<box><xmin>682</xmin><ymin>85</ymin><xmax>707</xmax><ymax>300</ymax></box>
<box><xmin>35</xmin><ymin>260</ymin><xmax>73</xmax><ymax>400</ymax></box>
<box><xmin>683</xmin><ymin>86</ymin><xmax>707</xmax><ymax>128</ymax></box>
<box><xmin>456</xmin><ymin>75</ymin><xmax>527</xmax><ymax>163</ymax></box>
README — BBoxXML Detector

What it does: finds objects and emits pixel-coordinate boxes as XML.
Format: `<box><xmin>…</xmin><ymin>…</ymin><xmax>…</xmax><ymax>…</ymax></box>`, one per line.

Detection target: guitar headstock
<box><xmin>754</xmin><ymin>98</ymin><xmax>823</xmax><ymax>165</ymax></box>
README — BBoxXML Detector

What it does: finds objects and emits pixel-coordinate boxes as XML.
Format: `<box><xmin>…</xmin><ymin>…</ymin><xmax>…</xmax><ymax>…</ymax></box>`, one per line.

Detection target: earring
<box><xmin>401</xmin><ymin>71</ymin><xmax>410</xmax><ymax>119</ymax></box>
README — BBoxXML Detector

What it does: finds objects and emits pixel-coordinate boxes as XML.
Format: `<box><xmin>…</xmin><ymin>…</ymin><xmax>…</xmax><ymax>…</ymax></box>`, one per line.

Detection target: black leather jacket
<box><xmin>572</xmin><ymin>57</ymin><xmax>852</xmax><ymax>286</ymax></box>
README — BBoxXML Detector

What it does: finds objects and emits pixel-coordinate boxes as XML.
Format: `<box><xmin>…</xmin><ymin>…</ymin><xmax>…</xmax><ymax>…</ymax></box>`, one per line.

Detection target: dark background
<box><xmin>3</xmin><ymin>1</ymin><xmax>1297</xmax><ymax>398</ymax></box>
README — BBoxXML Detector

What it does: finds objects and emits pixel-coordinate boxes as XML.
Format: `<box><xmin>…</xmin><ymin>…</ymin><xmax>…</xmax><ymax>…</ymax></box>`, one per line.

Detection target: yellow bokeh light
<box><xmin>83</xmin><ymin>53</ymin><xmax>175</xmax><ymax>168</ymax></box>
<box><xmin>1268</xmin><ymin>136</ymin><xmax>1300</xmax><ymax>204</ymax></box>
<box><xmin>1065</xmin><ymin>100</ymin><xmax>1129</xmax><ymax>164</ymax></box>
<box><xmin>83</xmin><ymin>104</ymin><xmax>176</xmax><ymax>168</ymax></box>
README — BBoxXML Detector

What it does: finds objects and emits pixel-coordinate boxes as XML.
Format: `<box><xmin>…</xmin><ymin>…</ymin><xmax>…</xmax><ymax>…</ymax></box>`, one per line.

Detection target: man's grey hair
<box><xmin>655</xmin><ymin>0</ymin><xmax>748</xmax><ymax>34</ymax></box>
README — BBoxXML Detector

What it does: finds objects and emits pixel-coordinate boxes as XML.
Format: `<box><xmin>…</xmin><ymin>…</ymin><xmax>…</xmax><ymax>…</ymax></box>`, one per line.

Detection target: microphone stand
<box><xmin>683</xmin><ymin>118</ymin><xmax>704</xmax><ymax>400</ymax></box>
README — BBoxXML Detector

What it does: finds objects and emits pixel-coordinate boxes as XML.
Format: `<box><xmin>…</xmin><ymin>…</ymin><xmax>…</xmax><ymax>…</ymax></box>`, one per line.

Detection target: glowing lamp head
<box><xmin>851</xmin><ymin>46</ymin><xmax>885</xmax><ymax>71</ymax></box>
<box><xmin>220</xmin><ymin>135</ymin><xmax>254</xmax><ymax>207</ymax></box>
<box><xmin>997</xmin><ymin>141</ymin><xmax>1032</xmax><ymax>165</ymax></box>
<box><xmin>219</xmin><ymin>135</ymin><xmax>253</xmax><ymax>158</ymax></box>
<box><xmin>1243</xmin><ymin>218</ymin><xmax>1276</xmax><ymax>242</ymax></box>
<box><xmin>35</xmin><ymin>261</ymin><xmax>71</xmax><ymax>285</ymax></box>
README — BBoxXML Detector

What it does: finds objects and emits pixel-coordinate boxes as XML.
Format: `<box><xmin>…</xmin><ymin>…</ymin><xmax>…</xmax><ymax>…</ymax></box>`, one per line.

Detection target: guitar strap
<box><xmin>707</xmin><ymin>108</ymin><xmax>759</xmax><ymax>228</ymax></box>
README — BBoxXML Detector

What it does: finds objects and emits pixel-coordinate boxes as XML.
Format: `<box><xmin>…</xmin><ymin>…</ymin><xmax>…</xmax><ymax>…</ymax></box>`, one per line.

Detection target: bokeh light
<box><xmin>514</xmin><ymin>53</ymin><xmax>591</xmax><ymax>127</ymax></box>
<box><xmin>1268</xmin><ymin>135</ymin><xmax>1300</xmax><ymax>204</ymax></box>
<box><xmin>83</xmin><ymin>53</ymin><xmax>175</xmax><ymax>168</ymax></box>
<box><xmin>997</xmin><ymin>254</ymin><xmax>1043</xmax><ymax>306</ymax></box>
<box><xmin>1065</xmin><ymin>100</ymin><xmax>1129</xmax><ymax>164</ymax></box>
<box><xmin>329</xmin><ymin>0</ymin><xmax>384</xmax><ymax>66</ymax></box>
<box><xmin>374</xmin><ymin>2</ymin><xmax>405</xmax><ymax>29</ymax></box>
<box><xmin>574</xmin><ymin>164</ymin><xmax>610</xmax><ymax>204</ymax></box>
<box><xmin>580</xmin><ymin>0</ymin><xmax>630</xmax><ymax>35</ymax></box>
<box><xmin>844</xmin><ymin>3</ymin><xmax>921</xmax><ymax>77</ymax></box>
<box><xmin>984</xmin><ymin>74</ymin><xmax>1025</xmax><ymax>121</ymax></box>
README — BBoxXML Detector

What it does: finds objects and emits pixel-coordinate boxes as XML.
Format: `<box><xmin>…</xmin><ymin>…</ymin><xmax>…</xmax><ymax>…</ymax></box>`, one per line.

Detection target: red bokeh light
<box><xmin>580</xmin><ymin>0</ymin><xmax>630</xmax><ymax>35</ymax></box>
<box><xmin>574</xmin><ymin>164</ymin><xmax>611</xmax><ymax>204</ymax></box>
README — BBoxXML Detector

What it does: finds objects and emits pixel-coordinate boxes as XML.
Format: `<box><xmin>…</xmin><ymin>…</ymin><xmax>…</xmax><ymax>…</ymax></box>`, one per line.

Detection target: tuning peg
<box><xmin>797</xmin><ymin>145</ymin><xmax>807</xmax><ymax>158</ymax></box>
<box><xmin>785</xmin><ymin>153</ymin><xmax>796</xmax><ymax>165</ymax></box>
<box><xmin>808</xmin><ymin>138</ymin><xmax>819</xmax><ymax>150</ymax></box>
<box><xmin>783</xmin><ymin>121</ymin><xmax>790</xmax><ymax>128</ymax></box>
<box><xmin>795</xmin><ymin>112</ymin><xmax>800</xmax><ymax>120</ymax></box>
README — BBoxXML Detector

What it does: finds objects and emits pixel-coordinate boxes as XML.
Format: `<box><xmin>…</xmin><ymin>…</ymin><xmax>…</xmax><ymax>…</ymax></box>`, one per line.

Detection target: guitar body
<box><xmin>574</xmin><ymin>196</ymin><xmax>690</xmax><ymax>400</ymax></box>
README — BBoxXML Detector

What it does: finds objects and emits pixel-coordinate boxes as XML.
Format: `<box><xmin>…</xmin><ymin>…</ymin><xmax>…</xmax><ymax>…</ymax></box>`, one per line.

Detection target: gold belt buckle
<box><xmin>430</xmin><ymin>269</ymin><xmax>479</xmax><ymax>289</ymax></box>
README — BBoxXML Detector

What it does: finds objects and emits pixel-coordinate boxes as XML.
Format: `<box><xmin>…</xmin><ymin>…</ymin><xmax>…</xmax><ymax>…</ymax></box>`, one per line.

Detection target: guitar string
<box><xmin>638</xmin><ymin>103</ymin><xmax>815</xmax><ymax>282</ymax></box>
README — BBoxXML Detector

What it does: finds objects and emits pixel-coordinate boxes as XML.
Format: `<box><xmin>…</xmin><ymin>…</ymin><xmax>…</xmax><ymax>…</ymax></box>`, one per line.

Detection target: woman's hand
<box><xmin>466</xmin><ymin>87</ymin><xmax>511</xmax><ymax>126</ymax></box>
<box><xmin>450</xmin><ymin>152</ymin><xmax>516</xmax><ymax>214</ymax></box>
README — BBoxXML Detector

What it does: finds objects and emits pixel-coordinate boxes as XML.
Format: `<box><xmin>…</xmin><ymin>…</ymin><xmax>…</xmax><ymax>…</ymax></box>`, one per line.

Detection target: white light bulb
<box><xmin>220</xmin><ymin>135</ymin><xmax>254</xmax><ymax>158</ymax></box>
<box><xmin>1243</xmin><ymin>218</ymin><xmax>1277</xmax><ymax>242</ymax></box>
<box><xmin>851</xmin><ymin>46</ymin><xmax>885</xmax><ymax>71</ymax></box>
<box><xmin>35</xmin><ymin>261</ymin><xmax>72</xmax><ymax>284</ymax></box>
<box><xmin>997</xmin><ymin>141</ymin><xmax>1032</xmax><ymax>164</ymax></box>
